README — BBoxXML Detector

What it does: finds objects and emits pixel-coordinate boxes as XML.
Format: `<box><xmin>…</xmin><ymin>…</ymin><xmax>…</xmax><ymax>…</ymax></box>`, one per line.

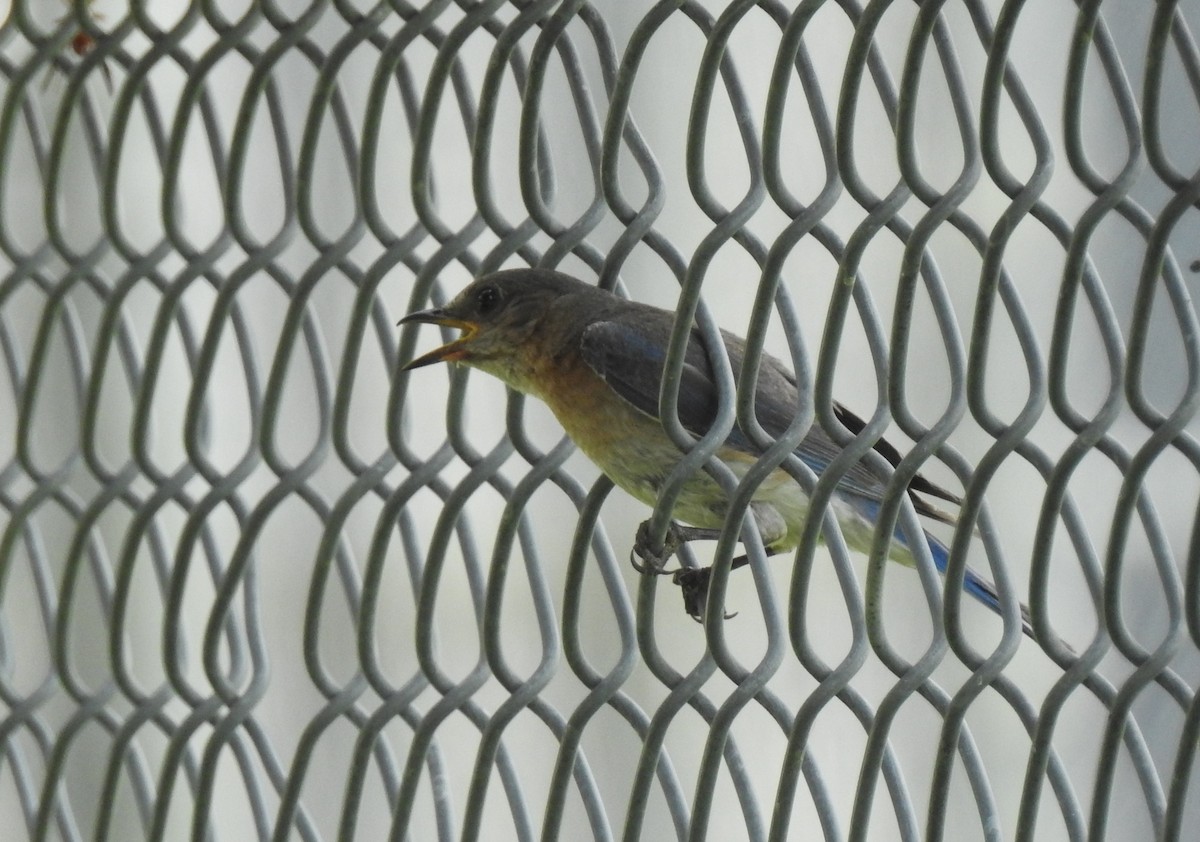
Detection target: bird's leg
<box><xmin>673</xmin><ymin>503</ymin><xmax>789</xmax><ymax>621</ymax></box>
<box><xmin>629</xmin><ymin>520</ymin><xmax>722</xmax><ymax>575</ymax></box>
<box><xmin>673</xmin><ymin>553</ymin><xmax>761</xmax><ymax>621</ymax></box>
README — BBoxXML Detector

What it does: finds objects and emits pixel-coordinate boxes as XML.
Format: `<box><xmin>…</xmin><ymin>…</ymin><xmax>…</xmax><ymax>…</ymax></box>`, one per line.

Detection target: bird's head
<box><xmin>400</xmin><ymin>269</ymin><xmax>597</xmax><ymax>391</ymax></box>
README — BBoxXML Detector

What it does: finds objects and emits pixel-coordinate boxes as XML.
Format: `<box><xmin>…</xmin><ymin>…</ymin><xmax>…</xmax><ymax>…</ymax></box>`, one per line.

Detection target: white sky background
<box><xmin>2</xmin><ymin>0</ymin><xmax>1200</xmax><ymax>840</ymax></box>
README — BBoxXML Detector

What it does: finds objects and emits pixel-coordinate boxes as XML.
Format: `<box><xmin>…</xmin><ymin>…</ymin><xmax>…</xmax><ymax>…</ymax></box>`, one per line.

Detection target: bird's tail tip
<box><xmin>926</xmin><ymin>533</ymin><xmax>1035</xmax><ymax>640</ymax></box>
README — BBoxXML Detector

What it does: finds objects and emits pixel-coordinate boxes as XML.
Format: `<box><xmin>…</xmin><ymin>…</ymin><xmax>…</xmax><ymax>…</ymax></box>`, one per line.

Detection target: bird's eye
<box><xmin>475</xmin><ymin>285</ymin><xmax>502</xmax><ymax>315</ymax></box>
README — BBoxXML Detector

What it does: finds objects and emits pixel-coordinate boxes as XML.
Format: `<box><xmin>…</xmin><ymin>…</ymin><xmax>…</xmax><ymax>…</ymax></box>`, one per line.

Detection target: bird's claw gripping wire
<box><xmin>630</xmin><ymin>520</ymin><xmax>737</xmax><ymax>620</ymax></box>
<box><xmin>672</xmin><ymin>567</ymin><xmax>737</xmax><ymax>622</ymax></box>
<box><xmin>629</xmin><ymin>519</ymin><xmax>685</xmax><ymax>574</ymax></box>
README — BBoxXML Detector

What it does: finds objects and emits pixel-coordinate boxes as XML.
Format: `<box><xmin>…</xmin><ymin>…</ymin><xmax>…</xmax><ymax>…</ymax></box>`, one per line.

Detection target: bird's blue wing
<box><xmin>579</xmin><ymin>315</ymin><xmax>911</xmax><ymax>505</ymax></box>
<box><xmin>578</xmin><ymin>314</ymin><xmax>750</xmax><ymax>444</ymax></box>
<box><xmin>580</xmin><ymin>314</ymin><xmax>1027</xmax><ymax>629</ymax></box>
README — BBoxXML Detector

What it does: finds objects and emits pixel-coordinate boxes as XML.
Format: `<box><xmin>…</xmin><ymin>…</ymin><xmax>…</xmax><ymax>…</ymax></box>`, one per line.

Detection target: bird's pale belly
<box><xmin>548</xmin><ymin>390</ymin><xmax>806</xmax><ymax>549</ymax></box>
<box><xmin>592</xmin><ymin>432</ymin><xmax>911</xmax><ymax>563</ymax></box>
<box><xmin>545</xmin><ymin>378</ymin><xmax>904</xmax><ymax>561</ymax></box>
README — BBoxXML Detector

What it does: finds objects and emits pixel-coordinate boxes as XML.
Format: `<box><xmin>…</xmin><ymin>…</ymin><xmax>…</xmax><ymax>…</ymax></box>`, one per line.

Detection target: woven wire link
<box><xmin>1</xmin><ymin>0</ymin><xmax>1199</xmax><ymax>839</ymax></box>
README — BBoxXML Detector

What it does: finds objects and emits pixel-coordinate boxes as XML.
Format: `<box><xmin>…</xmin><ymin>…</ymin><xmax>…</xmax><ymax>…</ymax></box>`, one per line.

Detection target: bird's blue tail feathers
<box><xmin>916</xmin><ymin>530</ymin><xmax>1034</xmax><ymax>637</ymax></box>
<box><xmin>854</xmin><ymin>500</ymin><xmax>1033</xmax><ymax>637</ymax></box>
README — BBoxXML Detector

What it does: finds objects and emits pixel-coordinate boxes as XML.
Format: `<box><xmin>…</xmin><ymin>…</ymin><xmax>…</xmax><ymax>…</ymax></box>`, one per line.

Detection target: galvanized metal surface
<box><xmin>1</xmin><ymin>0</ymin><xmax>1199</xmax><ymax>839</ymax></box>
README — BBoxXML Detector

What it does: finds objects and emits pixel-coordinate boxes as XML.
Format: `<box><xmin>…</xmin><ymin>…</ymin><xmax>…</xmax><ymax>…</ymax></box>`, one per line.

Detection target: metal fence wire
<box><xmin>2</xmin><ymin>0</ymin><xmax>1200</xmax><ymax>839</ymax></box>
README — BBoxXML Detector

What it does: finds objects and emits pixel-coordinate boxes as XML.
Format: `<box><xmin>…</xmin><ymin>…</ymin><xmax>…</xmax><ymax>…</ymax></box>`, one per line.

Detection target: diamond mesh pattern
<box><xmin>2</xmin><ymin>0</ymin><xmax>1200</xmax><ymax>840</ymax></box>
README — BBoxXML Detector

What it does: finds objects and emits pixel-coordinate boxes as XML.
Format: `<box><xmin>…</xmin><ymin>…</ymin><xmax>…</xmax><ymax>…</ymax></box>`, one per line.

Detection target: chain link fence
<box><xmin>2</xmin><ymin>0</ymin><xmax>1200</xmax><ymax>839</ymax></box>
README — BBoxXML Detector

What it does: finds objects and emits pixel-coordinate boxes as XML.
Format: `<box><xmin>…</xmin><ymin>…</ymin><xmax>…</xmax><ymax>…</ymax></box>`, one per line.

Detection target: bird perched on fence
<box><xmin>401</xmin><ymin>268</ymin><xmax>1031</xmax><ymax>636</ymax></box>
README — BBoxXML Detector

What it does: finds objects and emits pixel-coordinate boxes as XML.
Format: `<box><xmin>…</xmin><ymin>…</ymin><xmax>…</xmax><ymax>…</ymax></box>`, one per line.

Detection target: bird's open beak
<box><xmin>398</xmin><ymin>308</ymin><xmax>480</xmax><ymax>370</ymax></box>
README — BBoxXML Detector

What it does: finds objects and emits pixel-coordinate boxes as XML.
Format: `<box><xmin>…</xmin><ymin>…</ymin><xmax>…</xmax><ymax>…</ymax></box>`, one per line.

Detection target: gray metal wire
<box><xmin>1</xmin><ymin>0</ymin><xmax>1199</xmax><ymax>840</ymax></box>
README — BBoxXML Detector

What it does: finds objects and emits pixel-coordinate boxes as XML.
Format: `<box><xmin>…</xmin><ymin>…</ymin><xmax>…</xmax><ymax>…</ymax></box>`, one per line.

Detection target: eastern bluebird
<box><xmin>402</xmin><ymin>268</ymin><xmax>1030</xmax><ymax>634</ymax></box>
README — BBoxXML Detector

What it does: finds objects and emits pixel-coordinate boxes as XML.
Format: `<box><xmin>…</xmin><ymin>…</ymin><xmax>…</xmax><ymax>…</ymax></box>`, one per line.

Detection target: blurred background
<box><xmin>2</xmin><ymin>0</ymin><xmax>1199</xmax><ymax>839</ymax></box>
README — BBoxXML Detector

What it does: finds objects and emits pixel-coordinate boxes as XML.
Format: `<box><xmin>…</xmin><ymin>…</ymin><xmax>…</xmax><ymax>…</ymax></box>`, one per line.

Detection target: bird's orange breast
<box><xmin>530</xmin><ymin>354</ymin><xmax>694</xmax><ymax>508</ymax></box>
<box><xmin>536</xmin><ymin>357</ymin><xmax>653</xmax><ymax>453</ymax></box>
<box><xmin>528</xmin><ymin>348</ymin><xmax>807</xmax><ymax>543</ymax></box>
